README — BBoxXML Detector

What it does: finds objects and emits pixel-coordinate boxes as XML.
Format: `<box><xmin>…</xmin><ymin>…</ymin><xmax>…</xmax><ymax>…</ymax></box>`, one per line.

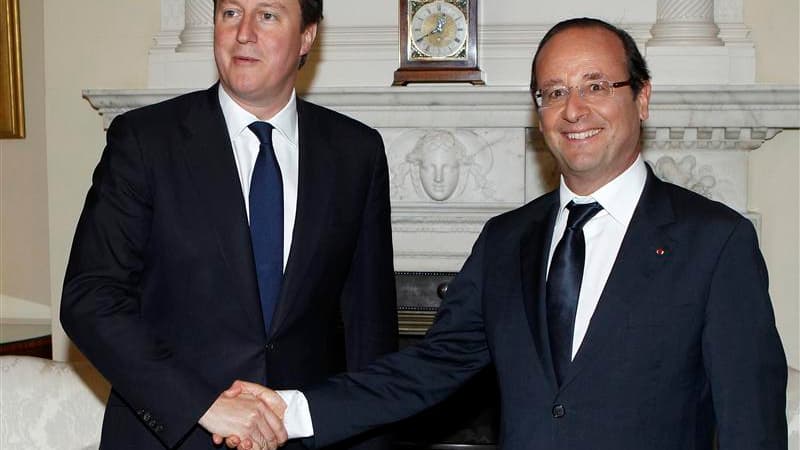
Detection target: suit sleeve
<box><xmin>702</xmin><ymin>217</ymin><xmax>788</xmax><ymax>449</ymax></box>
<box><xmin>306</xmin><ymin>226</ymin><xmax>493</xmax><ymax>447</ymax></box>
<box><xmin>60</xmin><ymin>115</ymin><xmax>218</xmax><ymax>447</ymax></box>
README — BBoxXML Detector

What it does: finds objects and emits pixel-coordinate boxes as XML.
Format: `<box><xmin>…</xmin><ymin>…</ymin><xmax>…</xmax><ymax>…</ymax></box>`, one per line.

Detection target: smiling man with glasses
<box><xmin>220</xmin><ymin>17</ymin><xmax>788</xmax><ymax>450</ymax></box>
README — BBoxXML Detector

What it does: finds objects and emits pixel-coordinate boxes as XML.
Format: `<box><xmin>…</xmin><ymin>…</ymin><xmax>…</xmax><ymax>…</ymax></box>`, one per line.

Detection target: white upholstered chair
<box><xmin>0</xmin><ymin>355</ymin><xmax>109</xmax><ymax>450</ymax></box>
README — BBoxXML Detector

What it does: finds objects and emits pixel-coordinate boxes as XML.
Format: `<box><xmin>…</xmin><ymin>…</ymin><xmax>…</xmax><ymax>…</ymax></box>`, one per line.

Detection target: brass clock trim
<box><xmin>393</xmin><ymin>0</ymin><xmax>483</xmax><ymax>86</ymax></box>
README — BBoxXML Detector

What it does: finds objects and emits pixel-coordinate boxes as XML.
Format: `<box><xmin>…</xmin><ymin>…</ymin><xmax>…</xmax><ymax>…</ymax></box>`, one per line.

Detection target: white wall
<box><xmin>744</xmin><ymin>0</ymin><xmax>800</xmax><ymax>369</ymax></box>
<box><xmin>750</xmin><ymin>132</ymin><xmax>800</xmax><ymax>369</ymax></box>
<box><xmin>0</xmin><ymin>0</ymin><xmax>49</xmax><ymax>323</ymax></box>
<box><xmin>42</xmin><ymin>0</ymin><xmax>160</xmax><ymax>359</ymax></box>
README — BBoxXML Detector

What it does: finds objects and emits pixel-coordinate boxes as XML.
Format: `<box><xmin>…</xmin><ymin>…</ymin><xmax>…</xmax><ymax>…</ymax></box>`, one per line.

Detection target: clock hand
<box><xmin>434</xmin><ymin>14</ymin><xmax>446</xmax><ymax>34</ymax></box>
<box><xmin>416</xmin><ymin>14</ymin><xmax>447</xmax><ymax>42</ymax></box>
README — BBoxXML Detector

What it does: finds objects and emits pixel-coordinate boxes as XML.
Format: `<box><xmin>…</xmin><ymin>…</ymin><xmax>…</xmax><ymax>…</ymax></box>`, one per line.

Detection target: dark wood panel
<box><xmin>0</xmin><ymin>335</ymin><xmax>52</xmax><ymax>358</ymax></box>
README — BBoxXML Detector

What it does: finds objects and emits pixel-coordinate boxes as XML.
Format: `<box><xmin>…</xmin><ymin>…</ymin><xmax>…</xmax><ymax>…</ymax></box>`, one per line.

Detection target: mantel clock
<box><xmin>393</xmin><ymin>0</ymin><xmax>483</xmax><ymax>86</ymax></box>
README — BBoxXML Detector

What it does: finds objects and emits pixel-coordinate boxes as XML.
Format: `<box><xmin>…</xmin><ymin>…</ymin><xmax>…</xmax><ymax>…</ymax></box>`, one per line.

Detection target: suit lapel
<box><xmin>520</xmin><ymin>193</ymin><xmax>559</xmax><ymax>390</ymax></box>
<box><xmin>560</xmin><ymin>169</ymin><xmax>676</xmax><ymax>389</ymax></box>
<box><xmin>179</xmin><ymin>85</ymin><xmax>265</xmax><ymax>336</ymax></box>
<box><xmin>269</xmin><ymin>99</ymin><xmax>335</xmax><ymax>336</ymax></box>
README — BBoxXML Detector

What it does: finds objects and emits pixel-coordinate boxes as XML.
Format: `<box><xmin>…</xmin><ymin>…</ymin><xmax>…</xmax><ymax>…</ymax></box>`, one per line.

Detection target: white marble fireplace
<box><xmin>87</xmin><ymin>84</ymin><xmax>798</xmax><ymax>272</ymax></box>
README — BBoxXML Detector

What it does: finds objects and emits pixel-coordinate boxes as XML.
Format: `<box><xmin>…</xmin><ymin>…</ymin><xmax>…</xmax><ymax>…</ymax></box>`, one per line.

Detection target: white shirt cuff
<box><xmin>276</xmin><ymin>390</ymin><xmax>314</xmax><ymax>439</ymax></box>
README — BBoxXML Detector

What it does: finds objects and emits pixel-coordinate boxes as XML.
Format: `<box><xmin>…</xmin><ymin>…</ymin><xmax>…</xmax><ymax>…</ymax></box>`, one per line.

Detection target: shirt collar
<box><xmin>558</xmin><ymin>155</ymin><xmax>647</xmax><ymax>225</ymax></box>
<box><xmin>218</xmin><ymin>85</ymin><xmax>298</xmax><ymax>146</ymax></box>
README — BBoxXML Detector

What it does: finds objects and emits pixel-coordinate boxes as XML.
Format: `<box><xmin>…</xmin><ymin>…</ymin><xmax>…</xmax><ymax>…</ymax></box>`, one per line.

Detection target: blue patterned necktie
<box><xmin>546</xmin><ymin>201</ymin><xmax>603</xmax><ymax>385</ymax></box>
<box><xmin>247</xmin><ymin>121</ymin><xmax>283</xmax><ymax>333</ymax></box>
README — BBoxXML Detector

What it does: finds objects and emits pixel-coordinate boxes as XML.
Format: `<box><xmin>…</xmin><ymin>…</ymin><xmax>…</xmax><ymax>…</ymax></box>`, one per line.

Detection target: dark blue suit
<box><xmin>60</xmin><ymin>85</ymin><xmax>397</xmax><ymax>449</ymax></box>
<box><xmin>306</xmin><ymin>168</ymin><xmax>787</xmax><ymax>449</ymax></box>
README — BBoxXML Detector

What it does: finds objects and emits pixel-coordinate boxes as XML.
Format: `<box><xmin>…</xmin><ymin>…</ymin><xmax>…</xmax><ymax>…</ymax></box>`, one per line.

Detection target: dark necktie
<box><xmin>248</xmin><ymin>121</ymin><xmax>283</xmax><ymax>333</ymax></box>
<box><xmin>546</xmin><ymin>201</ymin><xmax>603</xmax><ymax>385</ymax></box>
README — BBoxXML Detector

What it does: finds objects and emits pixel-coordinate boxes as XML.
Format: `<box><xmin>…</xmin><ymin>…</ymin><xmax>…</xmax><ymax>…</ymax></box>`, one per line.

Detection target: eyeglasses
<box><xmin>534</xmin><ymin>79</ymin><xmax>632</xmax><ymax>108</ymax></box>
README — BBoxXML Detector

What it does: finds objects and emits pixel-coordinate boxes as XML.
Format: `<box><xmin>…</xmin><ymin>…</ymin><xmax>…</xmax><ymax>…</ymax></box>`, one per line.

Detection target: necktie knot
<box><xmin>248</xmin><ymin>121</ymin><xmax>274</xmax><ymax>146</ymax></box>
<box><xmin>566</xmin><ymin>201</ymin><xmax>603</xmax><ymax>231</ymax></box>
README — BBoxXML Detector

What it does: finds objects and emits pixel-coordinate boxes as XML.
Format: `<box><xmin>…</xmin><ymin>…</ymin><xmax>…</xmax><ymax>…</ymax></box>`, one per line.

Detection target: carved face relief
<box><xmin>408</xmin><ymin>130</ymin><xmax>467</xmax><ymax>201</ymax></box>
<box><xmin>388</xmin><ymin>128</ymin><xmax>497</xmax><ymax>203</ymax></box>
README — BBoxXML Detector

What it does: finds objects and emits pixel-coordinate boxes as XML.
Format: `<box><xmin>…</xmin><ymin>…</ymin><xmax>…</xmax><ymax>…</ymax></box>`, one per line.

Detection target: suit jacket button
<box><xmin>155</xmin><ymin>425</ymin><xmax>165</xmax><ymax>433</ymax></box>
<box><xmin>266</xmin><ymin>343</ymin><xmax>275</xmax><ymax>351</ymax></box>
<box><xmin>552</xmin><ymin>404</ymin><xmax>566</xmax><ymax>418</ymax></box>
<box><xmin>142</xmin><ymin>412</ymin><xmax>152</xmax><ymax>421</ymax></box>
<box><xmin>148</xmin><ymin>419</ymin><xmax>158</xmax><ymax>428</ymax></box>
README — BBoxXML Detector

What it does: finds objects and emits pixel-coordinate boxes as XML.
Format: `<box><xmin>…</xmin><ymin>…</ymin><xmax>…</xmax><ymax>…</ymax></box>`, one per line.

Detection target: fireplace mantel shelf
<box><xmin>84</xmin><ymin>84</ymin><xmax>799</xmax><ymax>132</ymax></box>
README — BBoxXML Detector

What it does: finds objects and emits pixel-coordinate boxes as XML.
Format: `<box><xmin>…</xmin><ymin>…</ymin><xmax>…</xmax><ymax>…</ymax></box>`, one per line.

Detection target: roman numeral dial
<box><xmin>409</xmin><ymin>1</ymin><xmax>468</xmax><ymax>58</ymax></box>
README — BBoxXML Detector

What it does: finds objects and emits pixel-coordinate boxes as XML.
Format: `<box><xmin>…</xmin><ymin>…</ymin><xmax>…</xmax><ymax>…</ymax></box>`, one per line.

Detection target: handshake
<box><xmin>199</xmin><ymin>381</ymin><xmax>291</xmax><ymax>450</ymax></box>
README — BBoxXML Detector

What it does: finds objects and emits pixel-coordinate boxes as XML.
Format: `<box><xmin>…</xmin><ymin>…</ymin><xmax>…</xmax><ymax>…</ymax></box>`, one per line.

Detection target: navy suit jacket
<box><xmin>60</xmin><ymin>85</ymin><xmax>397</xmax><ymax>449</ymax></box>
<box><xmin>306</xmin><ymin>168</ymin><xmax>787</xmax><ymax>449</ymax></box>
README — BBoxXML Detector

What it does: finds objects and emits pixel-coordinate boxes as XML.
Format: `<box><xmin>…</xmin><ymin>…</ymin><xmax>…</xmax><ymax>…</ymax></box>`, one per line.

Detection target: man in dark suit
<box><xmin>59</xmin><ymin>0</ymin><xmax>397</xmax><ymax>449</ymax></box>
<box><xmin>226</xmin><ymin>18</ymin><xmax>788</xmax><ymax>449</ymax></box>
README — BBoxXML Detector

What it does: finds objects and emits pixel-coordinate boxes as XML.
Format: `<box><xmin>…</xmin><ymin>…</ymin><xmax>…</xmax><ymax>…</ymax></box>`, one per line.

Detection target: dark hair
<box><xmin>530</xmin><ymin>18</ymin><xmax>650</xmax><ymax>98</ymax></box>
<box><xmin>212</xmin><ymin>0</ymin><xmax>323</xmax><ymax>68</ymax></box>
<box><xmin>213</xmin><ymin>0</ymin><xmax>323</xmax><ymax>29</ymax></box>
<box><xmin>298</xmin><ymin>0</ymin><xmax>323</xmax><ymax>30</ymax></box>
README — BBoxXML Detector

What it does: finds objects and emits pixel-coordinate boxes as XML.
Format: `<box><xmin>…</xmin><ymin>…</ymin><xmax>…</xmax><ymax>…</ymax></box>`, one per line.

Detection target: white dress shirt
<box><xmin>218</xmin><ymin>86</ymin><xmax>314</xmax><ymax>436</ymax></box>
<box><xmin>277</xmin><ymin>156</ymin><xmax>649</xmax><ymax>439</ymax></box>
<box><xmin>218</xmin><ymin>86</ymin><xmax>299</xmax><ymax>270</ymax></box>
<box><xmin>547</xmin><ymin>155</ymin><xmax>647</xmax><ymax>359</ymax></box>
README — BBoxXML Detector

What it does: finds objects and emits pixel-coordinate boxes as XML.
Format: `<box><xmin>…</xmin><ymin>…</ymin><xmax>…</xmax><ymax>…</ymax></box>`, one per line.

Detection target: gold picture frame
<box><xmin>0</xmin><ymin>0</ymin><xmax>24</xmax><ymax>138</ymax></box>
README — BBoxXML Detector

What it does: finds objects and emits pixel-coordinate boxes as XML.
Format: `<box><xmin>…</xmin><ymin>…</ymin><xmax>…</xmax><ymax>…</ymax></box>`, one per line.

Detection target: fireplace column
<box><xmin>645</xmin><ymin>0</ymin><xmax>754</xmax><ymax>83</ymax></box>
<box><xmin>148</xmin><ymin>0</ymin><xmax>217</xmax><ymax>88</ymax></box>
<box><xmin>177</xmin><ymin>0</ymin><xmax>214</xmax><ymax>52</ymax></box>
<box><xmin>151</xmin><ymin>0</ymin><xmax>185</xmax><ymax>53</ymax></box>
<box><xmin>648</xmin><ymin>0</ymin><xmax>722</xmax><ymax>46</ymax></box>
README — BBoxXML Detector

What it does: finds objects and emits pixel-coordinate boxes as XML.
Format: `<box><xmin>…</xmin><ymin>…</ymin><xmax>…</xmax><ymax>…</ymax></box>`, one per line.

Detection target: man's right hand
<box><xmin>217</xmin><ymin>381</ymin><xmax>290</xmax><ymax>449</ymax></box>
<box><xmin>199</xmin><ymin>391</ymin><xmax>287</xmax><ymax>450</ymax></box>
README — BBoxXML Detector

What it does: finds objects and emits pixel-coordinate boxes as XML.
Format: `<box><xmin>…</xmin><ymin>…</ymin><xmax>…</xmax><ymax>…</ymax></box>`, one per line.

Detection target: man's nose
<box><xmin>561</xmin><ymin>88</ymin><xmax>590</xmax><ymax>123</ymax></box>
<box><xmin>237</xmin><ymin>15</ymin><xmax>256</xmax><ymax>43</ymax></box>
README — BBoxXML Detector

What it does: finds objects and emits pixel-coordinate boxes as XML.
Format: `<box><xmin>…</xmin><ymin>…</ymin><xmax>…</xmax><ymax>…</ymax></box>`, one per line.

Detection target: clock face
<box><xmin>409</xmin><ymin>1</ymin><xmax>468</xmax><ymax>59</ymax></box>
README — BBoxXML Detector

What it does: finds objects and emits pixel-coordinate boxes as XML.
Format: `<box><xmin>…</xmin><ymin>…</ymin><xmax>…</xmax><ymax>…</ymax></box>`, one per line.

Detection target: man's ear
<box><xmin>636</xmin><ymin>80</ymin><xmax>651</xmax><ymax>121</ymax></box>
<box><xmin>300</xmin><ymin>23</ymin><xmax>318</xmax><ymax>59</ymax></box>
<box><xmin>535</xmin><ymin>107</ymin><xmax>544</xmax><ymax>133</ymax></box>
